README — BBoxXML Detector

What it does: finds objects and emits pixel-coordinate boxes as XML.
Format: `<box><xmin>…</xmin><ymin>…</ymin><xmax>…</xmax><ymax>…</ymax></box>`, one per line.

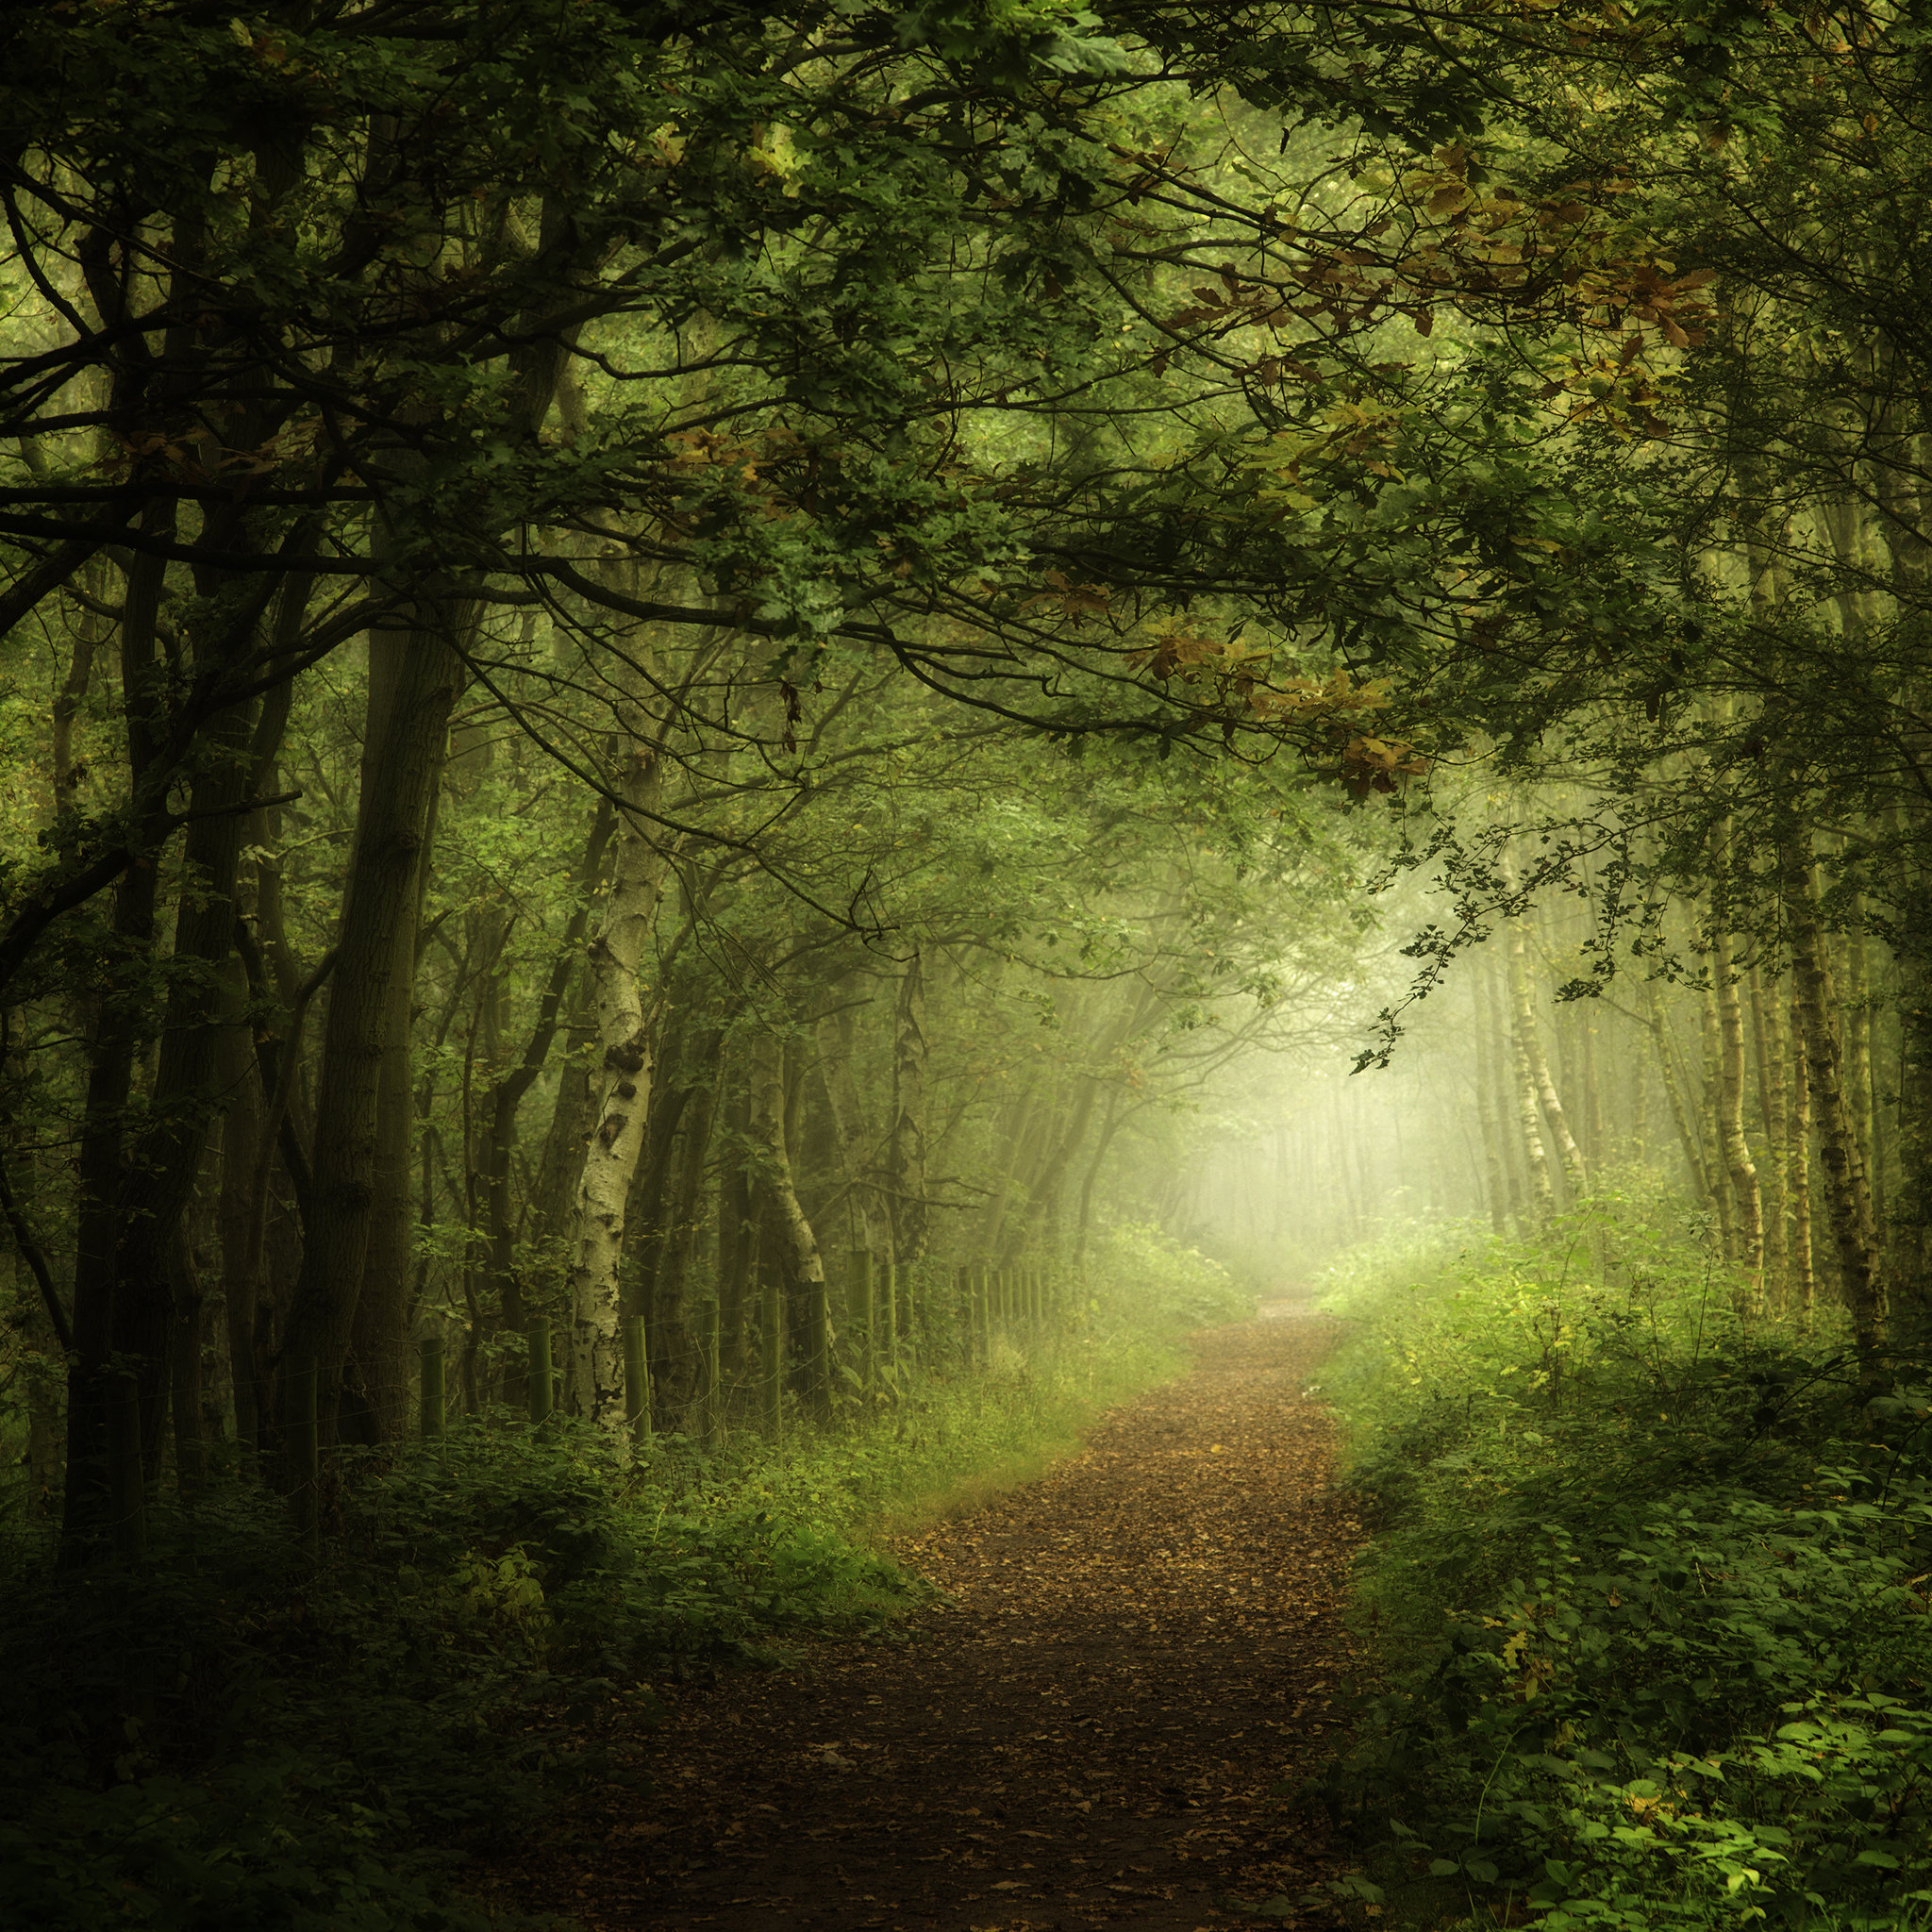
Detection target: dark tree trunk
<box><xmin>716</xmin><ymin>1069</ymin><xmax>755</xmax><ymax>1387</ymax></box>
<box><xmin>280</xmin><ymin>625</ymin><xmax>465</xmax><ymax>1450</ymax></box>
<box><xmin>889</xmin><ymin>950</ymin><xmax>930</xmax><ymax>1263</ymax></box>
<box><xmin>477</xmin><ymin>801</ymin><xmax>614</xmax><ymax>1371</ymax></box>
<box><xmin>1783</xmin><ymin>827</ymin><xmax>1885</xmax><ymax>1380</ymax></box>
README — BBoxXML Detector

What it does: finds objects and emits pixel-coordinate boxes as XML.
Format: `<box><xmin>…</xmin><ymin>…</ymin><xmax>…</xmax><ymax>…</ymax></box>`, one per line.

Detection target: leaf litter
<box><xmin>483</xmin><ymin>1305</ymin><xmax>1361</xmax><ymax>1930</ymax></box>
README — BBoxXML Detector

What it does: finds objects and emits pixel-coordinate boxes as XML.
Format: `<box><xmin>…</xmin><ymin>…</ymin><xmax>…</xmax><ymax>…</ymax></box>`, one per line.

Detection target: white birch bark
<box><xmin>561</xmin><ymin>686</ymin><xmax>664</xmax><ymax>1429</ymax></box>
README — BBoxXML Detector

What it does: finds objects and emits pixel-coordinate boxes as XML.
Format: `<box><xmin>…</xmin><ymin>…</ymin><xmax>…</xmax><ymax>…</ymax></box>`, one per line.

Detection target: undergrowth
<box><xmin>0</xmin><ymin>1222</ymin><xmax>1239</xmax><ymax>1931</ymax></box>
<box><xmin>1302</xmin><ymin>1174</ymin><xmax>1932</xmax><ymax>1932</ymax></box>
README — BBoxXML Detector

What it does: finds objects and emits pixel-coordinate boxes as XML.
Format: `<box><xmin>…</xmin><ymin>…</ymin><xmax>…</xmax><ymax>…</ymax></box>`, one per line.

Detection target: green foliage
<box><xmin>0</xmin><ymin>1758</ymin><xmax>505</xmax><ymax>1932</ymax></box>
<box><xmin>0</xmin><ymin>1422</ymin><xmax>926</xmax><ymax>1932</ymax></box>
<box><xmin>1087</xmin><ymin>1221</ymin><xmax>1256</xmax><ymax>1331</ymax></box>
<box><xmin>1307</xmin><ymin>1192</ymin><xmax>1932</xmax><ymax>1932</ymax></box>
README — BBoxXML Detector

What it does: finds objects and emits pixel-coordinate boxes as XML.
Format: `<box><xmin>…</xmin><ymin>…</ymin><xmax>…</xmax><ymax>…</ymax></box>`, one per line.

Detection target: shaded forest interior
<box><xmin>3</xmin><ymin>1</ymin><xmax>1932</xmax><ymax>1927</ymax></box>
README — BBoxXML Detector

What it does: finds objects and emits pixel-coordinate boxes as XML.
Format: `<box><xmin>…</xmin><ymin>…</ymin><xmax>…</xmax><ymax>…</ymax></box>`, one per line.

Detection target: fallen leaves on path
<box><xmin>485</xmin><ymin>1305</ymin><xmax>1362</xmax><ymax>1931</ymax></box>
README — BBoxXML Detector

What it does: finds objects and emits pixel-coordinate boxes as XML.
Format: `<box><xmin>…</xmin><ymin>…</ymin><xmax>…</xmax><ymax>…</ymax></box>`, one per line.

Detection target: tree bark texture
<box><xmin>1503</xmin><ymin>875</ymin><xmax>1584</xmax><ymax>1199</ymax></box>
<box><xmin>1644</xmin><ymin>979</ymin><xmax>1711</xmax><ymax>1210</ymax></box>
<box><xmin>890</xmin><ymin>949</ymin><xmax>930</xmax><ymax>1263</ymax></box>
<box><xmin>1711</xmin><ymin>907</ymin><xmax>1765</xmax><ymax>1310</ymax></box>
<box><xmin>1750</xmin><ymin>966</ymin><xmax>1790</xmax><ymax>1307</ymax></box>
<box><xmin>751</xmin><ymin>1029</ymin><xmax>831</xmax><ymax>1421</ymax></box>
<box><xmin>560</xmin><ymin>733</ymin><xmax>664</xmax><ymax>1430</ymax></box>
<box><xmin>480</xmin><ymin>800</ymin><xmax>613</xmax><ymax>1358</ymax></box>
<box><xmin>1504</xmin><ymin>924</ymin><xmax>1557</xmax><ymax>1224</ymax></box>
<box><xmin>1889</xmin><ymin>860</ymin><xmax>1932</xmax><ymax>1318</ymax></box>
<box><xmin>280</xmin><ymin>626</ymin><xmax>465</xmax><ymax>1449</ymax></box>
<box><xmin>1788</xmin><ymin>977</ymin><xmax>1817</xmax><ymax>1329</ymax></box>
<box><xmin>1781</xmin><ymin>829</ymin><xmax>1885</xmax><ymax>1374</ymax></box>
<box><xmin>1472</xmin><ymin>968</ymin><xmax>1510</xmax><ymax>1235</ymax></box>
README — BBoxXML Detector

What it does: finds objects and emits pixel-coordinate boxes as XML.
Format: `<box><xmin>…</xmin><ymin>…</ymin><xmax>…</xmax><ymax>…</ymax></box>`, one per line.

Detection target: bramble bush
<box><xmin>1303</xmin><ymin>1175</ymin><xmax>1932</xmax><ymax>1932</ymax></box>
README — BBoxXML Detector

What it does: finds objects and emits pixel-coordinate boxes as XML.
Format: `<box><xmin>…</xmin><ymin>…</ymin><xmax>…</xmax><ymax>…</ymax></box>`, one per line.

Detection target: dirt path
<box><xmin>504</xmin><ymin>1307</ymin><xmax>1361</xmax><ymax>1931</ymax></box>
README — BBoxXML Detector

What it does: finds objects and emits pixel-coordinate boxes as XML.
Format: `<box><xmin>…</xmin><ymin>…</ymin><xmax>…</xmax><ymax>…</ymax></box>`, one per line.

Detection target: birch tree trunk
<box><xmin>1472</xmin><ymin>975</ymin><xmax>1510</xmax><ymax>1235</ymax></box>
<box><xmin>1479</xmin><ymin>958</ymin><xmax>1526</xmax><ymax>1227</ymax></box>
<box><xmin>1700</xmin><ymin>989</ymin><xmax>1737</xmax><ymax>1263</ymax></box>
<box><xmin>1499</xmin><ymin>897</ymin><xmax>1556</xmax><ymax>1221</ymax></box>
<box><xmin>1788</xmin><ymin>978</ymin><xmax>1817</xmax><ymax>1330</ymax></box>
<box><xmin>560</xmin><ymin>728</ymin><xmax>664</xmax><ymax>1430</ymax></box>
<box><xmin>1750</xmin><ymin>966</ymin><xmax>1790</xmax><ymax>1307</ymax></box>
<box><xmin>1710</xmin><ymin>871</ymin><xmax>1764</xmax><ymax>1311</ymax></box>
<box><xmin>1503</xmin><ymin>857</ymin><xmax>1586</xmax><ymax>1197</ymax></box>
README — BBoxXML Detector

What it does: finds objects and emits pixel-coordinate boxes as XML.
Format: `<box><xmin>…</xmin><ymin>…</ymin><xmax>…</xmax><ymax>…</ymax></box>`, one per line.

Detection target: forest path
<box><xmin>507</xmin><ymin>1307</ymin><xmax>1361</xmax><ymax>1932</ymax></box>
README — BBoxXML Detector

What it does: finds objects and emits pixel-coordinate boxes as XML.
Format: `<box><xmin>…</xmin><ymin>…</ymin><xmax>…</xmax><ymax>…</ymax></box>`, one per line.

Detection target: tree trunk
<box><xmin>625</xmin><ymin>1019</ymin><xmax>696</xmax><ymax>1398</ymax></box>
<box><xmin>479</xmin><ymin>801</ymin><xmax>613</xmax><ymax>1365</ymax></box>
<box><xmin>1644</xmin><ymin>979</ymin><xmax>1711</xmax><ymax>1210</ymax></box>
<box><xmin>655</xmin><ymin>1048</ymin><xmax>720</xmax><ymax>1428</ymax></box>
<box><xmin>521</xmin><ymin>959</ymin><xmax>600</xmax><ymax>1375</ymax></box>
<box><xmin>1005</xmin><ymin>1078</ymin><xmax>1102</xmax><ymax>1266</ymax></box>
<box><xmin>1504</xmin><ymin>929</ymin><xmax>1557</xmax><ymax>1224</ymax></box>
<box><xmin>1788</xmin><ymin>977</ymin><xmax>1817</xmax><ymax>1330</ymax></box>
<box><xmin>559</xmin><ymin>727</ymin><xmax>664</xmax><ymax>1431</ymax></box>
<box><xmin>61</xmin><ymin>534</ymin><xmax>203</xmax><ymax>1555</ymax></box>
<box><xmin>1072</xmin><ymin>1090</ymin><xmax>1125</xmax><ymax>1274</ymax></box>
<box><xmin>1503</xmin><ymin>869</ymin><xmax>1584</xmax><ymax>1200</ymax></box>
<box><xmin>1700</xmin><ymin>987</ymin><xmax>1737</xmax><ymax>1263</ymax></box>
<box><xmin>212</xmin><ymin>1024</ymin><xmax>258</xmax><ymax>1466</ymax></box>
<box><xmin>1472</xmin><ymin>970</ymin><xmax>1510</xmax><ymax>1235</ymax></box>
<box><xmin>1711</xmin><ymin>908</ymin><xmax>1764</xmax><ymax>1312</ymax></box>
<box><xmin>1479</xmin><ymin>959</ymin><xmax>1526</xmax><ymax>1227</ymax></box>
<box><xmin>343</xmin><ymin>831</ymin><xmax>431</xmax><ymax>1445</ymax></box>
<box><xmin>1845</xmin><ymin>914</ymin><xmax>1877</xmax><ymax>1213</ymax></box>
<box><xmin>889</xmin><ymin>949</ymin><xmax>930</xmax><ymax>1263</ymax></box>
<box><xmin>1750</xmin><ymin>966</ymin><xmax>1790</xmax><ymax>1307</ymax></box>
<box><xmin>281</xmin><ymin>625</ymin><xmax>465</xmax><ymax>1450</ymax></box>
<box><xmin>1888</xmin><ymin>861</ymin><xmax>1932</xmax><ymax>1321</ymax></box>
<box><xmin>751</xmin><ymin>1030</ymin><xmax>831</xmax><ymax>1421</ymax></box>
<box><xmin>717</xmin><ymin>1069</ymin><xmax>755</xmax><ymax>1389</ymax></box>
<box><xmin>825</xmin><ymin>990</ymin><xmax>882</xmax><ymax>1249</ymax></box>
<box><xmin>1781</xmin><ymin>828</ymin><xmax>1884</xmax><ymax>1377</ymax></box>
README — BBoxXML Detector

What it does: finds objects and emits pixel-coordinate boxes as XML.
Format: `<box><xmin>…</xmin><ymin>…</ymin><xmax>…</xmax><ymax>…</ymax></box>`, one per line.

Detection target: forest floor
<box><xmin>489</xmin><ymin>1303</ymin><xmax>1363</xmax><ymax>1932</ymax></box>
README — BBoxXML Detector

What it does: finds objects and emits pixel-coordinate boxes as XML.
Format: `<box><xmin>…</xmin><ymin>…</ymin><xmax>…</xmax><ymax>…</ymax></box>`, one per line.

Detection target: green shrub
<box><xmin>0</xmin><ymin>1422</ymin><xmax>925</xmax><ymax>1932</ymax></box>
<box><xmin>1087</xmin><ymin>1220</ymin><xmax>1256</xmax><ymax>1330</ymax></box>
<box><xmin>1306</xmin><ymin>1187</ymin><xmax>1932</xmax><ymax>1932</ymax></box>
